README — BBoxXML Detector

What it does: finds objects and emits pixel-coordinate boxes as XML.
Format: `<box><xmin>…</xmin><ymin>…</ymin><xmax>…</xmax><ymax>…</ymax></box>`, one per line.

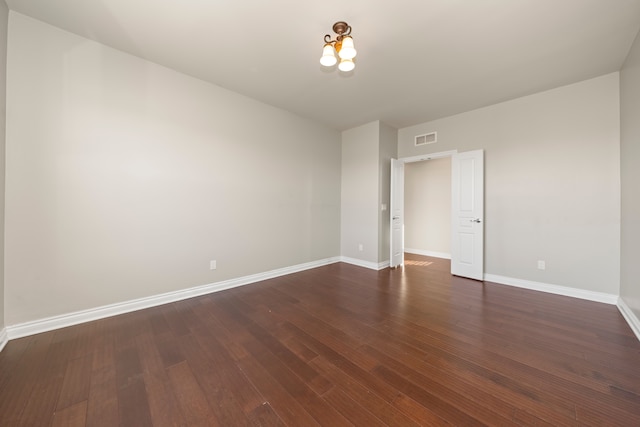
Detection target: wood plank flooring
<box><xmin>1</xmin><ymin>254</ymin><xmax>639</xmax><ymax>426</ymax></box>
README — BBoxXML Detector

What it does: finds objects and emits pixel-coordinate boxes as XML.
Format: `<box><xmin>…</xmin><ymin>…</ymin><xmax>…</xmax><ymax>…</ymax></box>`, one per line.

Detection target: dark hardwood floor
<box><xmin>1</xmin><ymin>254</ymin><xmax>639</xmax><ymax>426</ymax></box>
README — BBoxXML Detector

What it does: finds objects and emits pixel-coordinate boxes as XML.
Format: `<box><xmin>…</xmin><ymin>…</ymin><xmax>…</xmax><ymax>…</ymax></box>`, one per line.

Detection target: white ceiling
<box><xmin>6</xmin><ymin>0</ymin><xmax>640</xmax><ymax>130</ymax></box>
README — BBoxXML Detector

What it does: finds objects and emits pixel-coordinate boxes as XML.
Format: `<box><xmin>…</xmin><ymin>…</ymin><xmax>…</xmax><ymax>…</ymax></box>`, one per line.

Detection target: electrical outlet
<box><xmin>210</xmin><ymin>260</ymin><xmax>217</xmax><ymax>270</ymax></box>
<box><xmin>358</xmin><ymin>243</ymin><xmax>363</xmax><ymax>251</ymax></box>
<box><xmin>537</xmin><ymin>260</ymin><xmax>545</xmax><ymax>270</ymax></box>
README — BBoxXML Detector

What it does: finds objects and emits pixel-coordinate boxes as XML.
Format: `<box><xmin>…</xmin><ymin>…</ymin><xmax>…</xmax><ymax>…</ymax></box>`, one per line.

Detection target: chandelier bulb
<box><xmin>338</xmin><ymin>58</ymin><xmax>355</xmax><ymax>72</ymax></box>
<box><xmin>338</xmin><ymin>36</ymin><xmax>357</xmax><ymax>60</ymax></box>
<box><xmin>320</xmin><ymin>43</ymin><xmax>338</xmax><ymax>67</ymax></box>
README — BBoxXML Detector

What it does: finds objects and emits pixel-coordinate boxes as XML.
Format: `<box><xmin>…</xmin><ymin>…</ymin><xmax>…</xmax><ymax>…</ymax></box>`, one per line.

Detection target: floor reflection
<box><xmin>404</xmin><ymin>259</ymin><xmax>434</xmax><ymax>267</ymax></box>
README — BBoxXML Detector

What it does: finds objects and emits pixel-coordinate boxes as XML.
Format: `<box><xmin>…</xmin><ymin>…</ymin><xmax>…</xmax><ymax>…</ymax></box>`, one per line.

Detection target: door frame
<box><xmin>391</xmin><ymin>149</ymin><xmax>485</xmax><ymax>279</ymax></box>
<box><xmin>401</xmin><ymin>150</ymin><xmax>458</xmax><ymax>165</ymax></box>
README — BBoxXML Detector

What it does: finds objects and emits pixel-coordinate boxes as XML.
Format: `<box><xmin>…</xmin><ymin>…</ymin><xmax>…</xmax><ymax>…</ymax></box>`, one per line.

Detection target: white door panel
<box><xmin>451</xmin><ymin>150</ymin><xmax>484</xmax><ymax>280</ymax></box>
<box><xmin>390</xmin><ymin>158</ymin><xmax>404</xmax><ymax>268</ymax></box>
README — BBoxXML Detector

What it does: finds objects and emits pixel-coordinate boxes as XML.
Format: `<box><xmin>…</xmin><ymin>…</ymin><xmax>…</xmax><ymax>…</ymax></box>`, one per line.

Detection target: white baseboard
<box><xmin>405</xmin><ymin>248</ymin><xmax>451</xmax><ymax>259</ymax></box>
<box><xmin>0</xmin><ymin>328</ymin><xmax>8</xmax><ymax>353</ymax></box>
<box><xmin>483</xmin><ymin>274</ymin><xmax>619</xmax><ymax>305</ymax></box>
<box><xmin>5</xmin><ymin>256</ymin><xmax>341</xmax><ymax>341</ymax></box>
<box><xmin>5</xmin><ymin>257</ymin><xmax>631</xmax><ymax>348</ymax></box>
<box><xmin>340</xmin><ymin>256</ymin><xmax>389</xmax><ymax>271</ymax></box>
<box><xmin>617</xmin><ymin>298</ymin><xmax>640</xmax><ymax>342</ymax></box>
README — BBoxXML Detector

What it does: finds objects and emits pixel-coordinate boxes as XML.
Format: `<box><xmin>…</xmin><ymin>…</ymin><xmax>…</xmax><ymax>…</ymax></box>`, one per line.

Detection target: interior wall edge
<box><xmin>618</xmin><ymin>297</ymin><xmax>640</xmax><ymax>342</ymax></box>
<box><xmin>484</xmin><ymin>273</ymin><xmax>619</xmax><ymax>305</ymax></box>
<box><xmin>0</xmin><ymin>329</ymin><xmax>7</xmax><ymax>353</ymax></box>
<box><xmin>4</xmin><ymin>256</ymin><xmax>341</xmax><ymax>343</ymax></box>
<box><xmin>405</xmin><ymin>248</ymin><xmax>451</xmax><ymax>260</ymax></box>
<box><xmin>340</xmin><ymin>256</ymin><xmax>389</xmax><ymax>271</ymax></box>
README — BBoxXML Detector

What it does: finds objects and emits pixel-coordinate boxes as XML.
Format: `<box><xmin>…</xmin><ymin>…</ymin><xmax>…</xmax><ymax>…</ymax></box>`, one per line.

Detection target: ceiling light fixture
<box><xmin>320</xmin><ymin>21</ymin><xmax>357</xmax><ymax>72</ymax></box>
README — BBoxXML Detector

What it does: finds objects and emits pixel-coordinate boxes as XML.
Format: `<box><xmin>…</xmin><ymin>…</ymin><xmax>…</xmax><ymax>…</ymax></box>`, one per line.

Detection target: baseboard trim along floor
<box><xmin>6</xmin><ymin>256</ymin><xmax>342</xmax><ymax>341</ymax></box>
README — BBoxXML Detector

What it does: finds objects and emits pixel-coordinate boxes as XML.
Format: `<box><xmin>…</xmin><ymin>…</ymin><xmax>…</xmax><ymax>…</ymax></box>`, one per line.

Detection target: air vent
<box><xmin>415</xmin><ymin>132</ymin><xmax>437</xmax><ymax>146</ymax></box>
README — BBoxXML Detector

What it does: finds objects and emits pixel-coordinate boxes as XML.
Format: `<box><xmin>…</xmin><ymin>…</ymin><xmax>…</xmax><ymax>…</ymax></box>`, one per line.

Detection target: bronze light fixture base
<box><xmin>325</xmin><ymin>21</ymin><xmax>352</xmax><ymax>44</ymax></box>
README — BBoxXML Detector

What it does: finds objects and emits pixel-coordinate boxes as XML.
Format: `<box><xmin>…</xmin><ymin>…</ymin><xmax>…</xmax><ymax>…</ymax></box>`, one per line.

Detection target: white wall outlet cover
<box><xmin>210</xmin><ymin>260</ymin><xmax>217</xmax><ymax>270</ymax></box>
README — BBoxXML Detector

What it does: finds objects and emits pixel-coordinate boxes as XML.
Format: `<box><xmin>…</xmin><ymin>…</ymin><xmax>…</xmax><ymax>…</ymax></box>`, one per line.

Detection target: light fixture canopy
<box><xmin>320</xmin><ymin>21</ymin><xmax>357</xmax><ymax>72</ymax></box>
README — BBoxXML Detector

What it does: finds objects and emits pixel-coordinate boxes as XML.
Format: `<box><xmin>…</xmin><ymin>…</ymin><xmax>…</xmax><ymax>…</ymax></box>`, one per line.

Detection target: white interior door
<box><xmin>390</xmin><ymin>158</ymin><xmax>404</xmax><ymax>268</ymax></box>
<box><xmin>451</xmin><ymin>150</ymin><xmax>484</xmax><ymax>280</ymax></box>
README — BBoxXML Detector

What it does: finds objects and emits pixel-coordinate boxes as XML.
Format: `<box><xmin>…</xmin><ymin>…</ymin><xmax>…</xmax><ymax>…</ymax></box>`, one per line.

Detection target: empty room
<box><xmin>1</xmin><ymin>0</ymin><xmax>640</xmax><ymax>425</ymax></box>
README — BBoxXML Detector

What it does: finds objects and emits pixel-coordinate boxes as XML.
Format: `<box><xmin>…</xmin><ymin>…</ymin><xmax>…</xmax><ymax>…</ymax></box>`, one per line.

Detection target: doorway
<box><xmin>404</xmin><ymin>157</ymin><xmax>452</xmax><ymax>260</ymax></box>
<box><xmin>390</xmin><ymin>150</ymin><xmax>484</xmax><ymax>280</ymax></box>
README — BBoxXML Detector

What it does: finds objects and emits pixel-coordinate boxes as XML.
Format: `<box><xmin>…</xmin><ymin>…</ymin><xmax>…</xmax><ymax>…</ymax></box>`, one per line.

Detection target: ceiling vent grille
<box><xmin>415</xmin><ymin>132</ymin><xmax>437</xmax><ymax>146</ymax></box>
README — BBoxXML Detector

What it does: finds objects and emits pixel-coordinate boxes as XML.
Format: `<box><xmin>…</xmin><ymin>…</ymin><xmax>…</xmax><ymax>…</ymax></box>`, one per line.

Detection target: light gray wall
<box><xmin>4</xmin><ymin>13</ymin><xmax>341</xmax><ymax>326</ymax></box>
<box><xmin>404</xmin><ymin>158</ymin><xmax>451</xmax><ymax>257</ymax></box>
<box><xmin>399</xmin><ymin>73</ymin><xmax>620</xmax><ymax>295</ymax></box>
<box><xmin>341</xmin><ymin>120</ymin><xmax>397</xmax><ymax>265</ymax></box>
<box><xmin>341</xmin><ymin>121</ymin><xmax>379</xmax><ymax>262</ymax></box>
<box><xmin>378</xmin><ymin>122</ymin><xmax>397</xmax><ymax>263</ymax></box>
<box><xmin>620</xmin><ymin>30</ymin><xmax>640</xmax><ymax>321</ymax></box>
<box><xmin>0</xmin><ymin>1</ymin><xmax>8</xmax><ymax>332</ymax></box>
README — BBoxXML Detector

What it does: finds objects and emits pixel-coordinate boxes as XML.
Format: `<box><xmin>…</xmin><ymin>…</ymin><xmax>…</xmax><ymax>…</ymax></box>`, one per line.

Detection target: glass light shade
<box><xmin>320</xmin><ymin>44</ymin><xmax>337</xmax><ymax>67</ymax></box>
<box><xmin>338</xmin><ymin>58</ymin><xmax>355</xmax><ymax>72</ymax></box>
<box><xmin>338</xmin><ymin>36</ymin><xmax>356</xmax><ymax>59</ymax></box>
